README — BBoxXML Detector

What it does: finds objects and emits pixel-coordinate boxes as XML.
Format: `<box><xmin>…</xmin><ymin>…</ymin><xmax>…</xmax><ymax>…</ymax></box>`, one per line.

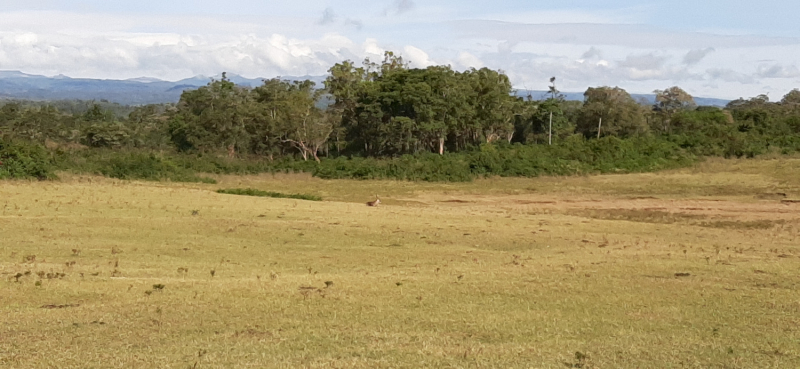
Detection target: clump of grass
<box><xmin>216</xmin><ymin>188</ymin><xmax>322</xmax><ymax>201</ymax></box>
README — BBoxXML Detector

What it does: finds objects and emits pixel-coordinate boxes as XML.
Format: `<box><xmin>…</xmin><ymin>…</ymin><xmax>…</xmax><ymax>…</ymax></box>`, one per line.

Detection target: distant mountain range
<box><xmin>0</xmin><ymin>70</ymin><xmax>730</xmax><ymax>107</ymax></box>
<box><xmin>0</xmin><ymin>71</ymin><xmax>327</xmax><ymax>105</ymax></box>
<box><xmin>517</xmin><ymin>90</ymin><xmax>730</xmax><ymax>107</ymax></box>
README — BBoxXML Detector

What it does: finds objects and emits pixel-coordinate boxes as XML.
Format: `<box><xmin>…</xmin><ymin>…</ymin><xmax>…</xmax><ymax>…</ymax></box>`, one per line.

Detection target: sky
<box><xmin>1</xmin><ymin>0</ymin><xmax>799</xmax><ymax>99</ymax></box>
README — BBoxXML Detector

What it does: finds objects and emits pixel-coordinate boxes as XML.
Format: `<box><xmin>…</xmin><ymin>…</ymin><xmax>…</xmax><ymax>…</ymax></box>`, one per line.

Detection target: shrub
<box><xmin>313</xmin><ymin>136</ymin><xmax>693</xmax><ymax>182</ymax></box>
<box><xmin>89</xmin><ymin>151</ymin><xmax>215</xmax><ymax>183</ymax></box>
<box><xmin>0</xmin><ymin>139</ymin><xmax>55</xmax><ymax>180</ymax></box>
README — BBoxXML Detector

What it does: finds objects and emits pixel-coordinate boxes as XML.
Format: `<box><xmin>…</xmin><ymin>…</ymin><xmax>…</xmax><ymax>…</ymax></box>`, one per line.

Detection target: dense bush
<box><xmin>169</xmin><ymin>153</ymin><xmax>316</xmax><ymax>176</ymax></box>
<box><xmin>313</xmin><ymin>136</ymin><xmax>693</xmax><ymax>182</ymax></box>
<box><xmin>53</xmin><ymin>150</ymin><xmax>215</xmax><ymax>183</ymax></box>
<box><xmin>314</xmin><ymin>154</ymin><xmax>475</xmax><ymax>182</ymax></box>
<box><xmin>0</xmin><ymin>140</ymin><xmax>55</xmax><ymax>180</ymax></box>
<box><xmin>52</xmin><ymin>148</ymin><xmax>323</xmax><ymax>183</ymax></box>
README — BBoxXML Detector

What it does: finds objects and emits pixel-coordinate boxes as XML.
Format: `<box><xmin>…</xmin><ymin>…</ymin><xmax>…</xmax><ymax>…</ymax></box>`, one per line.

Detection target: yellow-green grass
<box><xmin>1</xmin><ymin>158</ymin><xmax>799</xmax><ymax>368</ymax></box>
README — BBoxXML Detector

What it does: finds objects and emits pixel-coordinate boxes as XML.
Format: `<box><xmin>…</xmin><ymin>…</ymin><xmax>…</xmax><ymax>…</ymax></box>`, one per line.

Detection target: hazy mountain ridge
<box><xmin>0</xmin><ymin>70</ymin><xmax>729</xmax><ymax>107</ymax></box>
<box><xmin>0</xmin><ymin>71</ymin><xmax>327</xmax><ymax>105</ymax></box>
<box><xmin>517</xmin><ymin>90</ymin><xmax>730</xmax><ymax>107</ymax></box>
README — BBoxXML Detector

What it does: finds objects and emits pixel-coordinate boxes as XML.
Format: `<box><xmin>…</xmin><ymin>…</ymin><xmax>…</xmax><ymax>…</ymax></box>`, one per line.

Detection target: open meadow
<box><xmin>1</xmin><ymin>157</ymin><xmax>800</xmax><ymax>368</ymax></box>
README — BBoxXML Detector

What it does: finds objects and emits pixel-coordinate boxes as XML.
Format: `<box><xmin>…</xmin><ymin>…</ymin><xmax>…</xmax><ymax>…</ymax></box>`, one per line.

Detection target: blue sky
<box><xmin>1</xmin><ymin>0</ymin><xmax>799</xmax><ymax>99</ymax></box>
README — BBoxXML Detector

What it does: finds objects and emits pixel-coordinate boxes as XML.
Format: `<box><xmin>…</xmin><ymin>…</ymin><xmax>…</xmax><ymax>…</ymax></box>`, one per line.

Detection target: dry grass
<box><xmin>1</xmin><ymin>157</ymin><xmax>799</xmax><ymax>368</ymax></box>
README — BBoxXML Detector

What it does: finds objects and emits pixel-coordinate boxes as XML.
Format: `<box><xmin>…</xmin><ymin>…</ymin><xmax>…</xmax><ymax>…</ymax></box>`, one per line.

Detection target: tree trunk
<box><xmin>438</xmin><ymin>137</ymin><xmax>444</xmax><ymax>155</ymax></box>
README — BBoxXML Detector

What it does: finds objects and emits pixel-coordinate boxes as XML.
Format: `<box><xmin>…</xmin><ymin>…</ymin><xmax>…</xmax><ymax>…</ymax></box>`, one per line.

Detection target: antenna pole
<box><xmin>597</xmin><ymin>118</ymin><xmax>602</xmax><ymax>139</ymax></box>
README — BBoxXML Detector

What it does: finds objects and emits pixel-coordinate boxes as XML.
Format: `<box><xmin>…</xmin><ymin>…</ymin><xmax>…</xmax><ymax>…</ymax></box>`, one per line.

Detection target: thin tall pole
<box><xmin>597</xmin><ymin>118</ymin><xmax>602</xmax><ymax>139</ymax></box>
<box><xmin>548</xmin><ymin>111</ymin><xmax>553</xmax><ymax>145</ymax></box>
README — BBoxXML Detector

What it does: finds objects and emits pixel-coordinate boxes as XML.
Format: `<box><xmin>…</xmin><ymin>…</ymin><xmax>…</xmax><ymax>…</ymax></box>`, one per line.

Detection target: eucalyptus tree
<box><xmin>325</xmin><ymin>60</ymin><xmax>373</xmax><ymax>154</ymax></box>
<box><xmin>652</xmin><ymin>86</ymin><xmax>696</xmax><ymax>133</ymax></box>
<box><xmin>325</xmin><ymin>52</ymin><xmax>522</xmax><ymax>156</ymax></box>
<box><xmin>577</xmin><ymin>86</ymin><xmax>649</xmax><ymax>138</ymax></box>
<box><xmin>466</xmin><ymin>68</ymin><xmax>519</xmax><ymax>144</ymax></box>
<box><xmin>169</xmin><ymin>73</ymin><xmax>256</xmax><ymax>156</ymax></box>
<box><xmin>253</xmin><ymin>79</ymin><xmax>334</xmax><ymax>162</ymax></box>
<box><xmin>781</xmin><ymin>89</ymin><xmax>800</xmax><ymax>106</ymax></box>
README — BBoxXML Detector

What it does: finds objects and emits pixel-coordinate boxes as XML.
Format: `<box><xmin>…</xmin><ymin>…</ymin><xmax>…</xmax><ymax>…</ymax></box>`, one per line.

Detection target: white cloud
<box><xmin>317</xmin><ymin>8</ymin><xmax>337</xmax><ymax>25</ymax></box>
<box><xmin>316</xmin><ymin>7</ymin><xmax>363</xmax><ymax>30</ymax></box>
<box><xmin>344</xmin><ymin>19</ymin><xmax>364</xmax><ymax>30</ymax></box>
<box><xmin>683</xmin><ymin>48</ymin><xmax>715</xmax><ymax>65</ymax></box>
<box><xmin>705</xmin><ymin>68</ymin><xmax>755</xmax><ymax>84</ymax></box>
<box><xmin>0</xmin><ymin>28</ymin><xmax>377</xmax><ymax>80</ymax></box>
<box><xmin>581</xmin><ymin>47</ymin><xmax>603</xmax><ymax>60</ymax></box>
<box><xmin>618</xmin><ymin>53</ymin><xmax>669</xmax><ymax>70</ymax></box>
<box><xmin>456</xmin><ymin>52</ymin><xmax>483</xmax><ymax>69</ymax></box>
<box><xmin>449</xmin><ymin>20</ymin><xmax>800</xmax><ymax>49</ymax></box>
<box><xmin>383</xmin><ymin>0</ymin><xmax>415</xmax><ymax>16</ymax></box>
<box><xmin>402</xmin><ymin>45</ymin><xmax>433</xmax><ymax>67</ymax></box>
<box><xmin>363</xmin><ymin>38</ymin><xmax>384</xmax><ymax>57</ymax></box>
<box><xmin>756</xmin><ymin>64</ymin><xmax>800</xmax><ymax>78</ymax></box>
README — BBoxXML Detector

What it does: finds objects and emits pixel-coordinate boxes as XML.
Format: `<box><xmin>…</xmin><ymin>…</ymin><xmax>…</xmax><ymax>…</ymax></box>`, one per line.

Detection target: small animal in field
<box><xmin>366</xmin><ymin>195</ymin><xmax>381</xmax><ymax>207</ymax></box>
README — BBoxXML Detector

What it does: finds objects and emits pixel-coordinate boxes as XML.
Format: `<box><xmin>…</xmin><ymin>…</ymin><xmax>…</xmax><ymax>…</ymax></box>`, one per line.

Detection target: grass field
<box><xmin>2</xmin><ymin>157</ymin><xmax>800</xmax><ymax>368</ymax></box>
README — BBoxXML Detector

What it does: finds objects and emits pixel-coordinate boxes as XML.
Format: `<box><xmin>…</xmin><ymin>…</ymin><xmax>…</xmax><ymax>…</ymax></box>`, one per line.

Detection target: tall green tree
<box><xmin>169</xmin><ymin>73</ymin><xmax>255</xmax><ymax>156</ymax></box>
<box><xmin>781</xmin><ymin>89</ymin><xmax>800</xmax><ymax>106</ymax></box>
<box><xmin>652</xmin><ymin>86</ymin><xmax>696</xmax><ymax>133</ymax></box>
<box><xmin>253</xmin><ymin>79</ymin><xmax>334</xmax><ymax>162</ymax></box>
<box><xmin>467</xmin><ymin>68</ymin><xmax>519</xmax><ymax>144</ymax></box>
<box><xmin>577</xmin><ymin>87</ymin><xmax>648</xmax><ymax>138</ymax></box>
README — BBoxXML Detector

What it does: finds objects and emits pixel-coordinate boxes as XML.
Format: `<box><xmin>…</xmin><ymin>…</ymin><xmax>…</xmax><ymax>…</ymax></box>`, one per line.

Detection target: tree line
<box><xmin>2</xmin><ymin>51</ymin><xmax>800</xmax><ymax>181</ymax></box>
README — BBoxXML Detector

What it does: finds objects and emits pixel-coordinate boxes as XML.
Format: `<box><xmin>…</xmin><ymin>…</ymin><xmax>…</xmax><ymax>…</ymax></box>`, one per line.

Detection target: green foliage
<box><xmin>314</xmin><ymin>137</ymin><xmax>693</xmax><ymax>182</ymax></box>
<box><xmin>652</xmin><ymin>86</ymin><xmax>697</xmax><ymax>134</ymax></box>
<box><xmin>55</xmin><ymin>150</ymin><xmax>216</xmax><ymax>183</ymax></box>
<box><xmin>577</xmin><ymin>86</ymin><xmax>649</xmax><ymax>138</ymax></box>
<box><xmin>252</xmin><ymin>78</ymin><xmax>335</xmax><ymax>161</ymax></box>
<box><xmin>168</xmin><ymin>74</ymin><xmax>254</xmax><ymax>155</ymax></box>
<box><xmin>326</xmin><ymin>55</ymin><xmax>521</xmax><ymax>156</ymax></box>
<box><xmin>1</xmin><ymin>99</ymin><xmax>137</xmax><ymax>117</ymax></box>
<box><xmin>82</xmin><ymin>122</ymin><xmax>131</xmax><ymax>148</ymax></box>
<box><xmin>3</xmin><ymin>56</ymin><xmax>800</xmax><ymax>184</ymax></box>
<box><xmin>0</xmin><ymin>139</ymin><xmax>55</xmax><ymax>180</ymax></box>
<box><xmin>216</xmin><ymin>188</ymin><xmax>322</xmax><ymax>201</ymax></box>
<box><xmin>54</xmin><ymin>148</ymin><xmax>318</xmax><ymax>183</ymax></box>
<box><xmin>168</xmin><ymin>75</ymin><xmax>335</xmax><ymax>161</ymax></box>
<box><xmin>314</xmin><ymin>154</ymin><xmax>475</xmax><ymax>182</ymax></box>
